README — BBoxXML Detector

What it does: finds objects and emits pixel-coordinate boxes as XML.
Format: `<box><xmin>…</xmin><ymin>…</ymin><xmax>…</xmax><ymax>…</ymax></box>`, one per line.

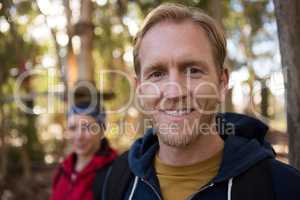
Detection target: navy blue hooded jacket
<box><xmin>109</xmin><ymin>113</ymin><xmax>300</xmax><ymax>200</ymax></box>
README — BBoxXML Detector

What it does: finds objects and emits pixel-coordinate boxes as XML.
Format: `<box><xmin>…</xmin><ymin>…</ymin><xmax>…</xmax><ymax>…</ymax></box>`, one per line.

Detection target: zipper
<box><xmin>186</xmin><ymin>182</ymin><xmax>215</xmax><ymax>200</ymax></box>
<box><xmin>63</xmin><ymin>173</ymin><xmax>77</xmax><ymax>200</ymax></box>
<box><xmin>140</xmin><ymin>177</ymin><xmax>223</xmax><ymax>200</ymax></box>
<box><xmin>141</xmin><ymin>178</ymin><xmax>163</xmax><ymax>200</ymax></box>
<box><xmin>63</xmin><ymin>181</ymin><xmax>74</xmax><ymax>200</ymax></box>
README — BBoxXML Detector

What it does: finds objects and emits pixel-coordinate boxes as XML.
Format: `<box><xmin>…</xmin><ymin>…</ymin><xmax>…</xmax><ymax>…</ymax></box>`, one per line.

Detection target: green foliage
<box><xmin>0</xmin><ymin>0</ymin><xmax>47</xmax><ymax>176</ymax></box>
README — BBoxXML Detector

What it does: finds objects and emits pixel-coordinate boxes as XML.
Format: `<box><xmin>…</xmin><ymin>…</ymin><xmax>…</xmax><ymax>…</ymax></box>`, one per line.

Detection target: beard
<box><xmin>154</xmin><ymin>112</ymin><xmax>217</xmax><ymax>148</ymax></box>
<box><xmin>157</xmin><ymin>129</ymin><xmax>201</xmax><ymax>147</ymax></box>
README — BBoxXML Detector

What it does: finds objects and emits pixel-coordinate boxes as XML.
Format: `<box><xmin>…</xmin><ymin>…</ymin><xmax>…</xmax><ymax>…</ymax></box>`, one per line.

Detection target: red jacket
<box><xmin>50</xmin><ymin>148</ymin><xmax>117</xmax><ymax>200</ymax></box>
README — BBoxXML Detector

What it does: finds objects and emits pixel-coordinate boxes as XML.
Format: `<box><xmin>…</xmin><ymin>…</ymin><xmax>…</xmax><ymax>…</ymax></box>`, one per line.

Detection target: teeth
<box><xmin>163</xmin><ymin>109</ymin><xmax>192</xmax><ymax>116</ymax></box>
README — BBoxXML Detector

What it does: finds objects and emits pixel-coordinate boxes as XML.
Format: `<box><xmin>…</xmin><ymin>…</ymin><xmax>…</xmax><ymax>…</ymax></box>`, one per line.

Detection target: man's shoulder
<box><xmin>269</xmin><ymin>159</ymin><xmax>300</xmax><ymax>198</ymax></box>
<box><xmin>270</xmin><ymin>159</ymin><xmax>300</xmax><ymax>179</ymax></box>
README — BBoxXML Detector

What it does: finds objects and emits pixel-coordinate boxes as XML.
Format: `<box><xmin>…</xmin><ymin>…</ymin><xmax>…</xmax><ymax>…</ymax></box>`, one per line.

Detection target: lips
<box><xmin>75</xmin><ymin>143</ymin><xmax>87</xmax><ymax>149</ymax></box>
<box><xmin>160</xmin><ymin>108</ymin><xmax>195</xmax><ymax>117</ymax></box>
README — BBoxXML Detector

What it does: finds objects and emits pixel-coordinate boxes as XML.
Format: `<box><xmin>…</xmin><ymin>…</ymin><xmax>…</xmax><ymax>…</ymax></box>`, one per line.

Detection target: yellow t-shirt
<box><xmin>154</xmin><ymin>149</ymin><xmax>223</xmax><ymax>200</ymax></box>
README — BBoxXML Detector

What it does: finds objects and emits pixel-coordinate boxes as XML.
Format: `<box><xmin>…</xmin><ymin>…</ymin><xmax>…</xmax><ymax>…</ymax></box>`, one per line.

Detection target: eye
<box><xmin>186</xmin><ymin>67</ymin><xmax>204</xmax><ymax>78</ymax></box>
<box><xmin>68</xmin><ymin>124</ymin><xmax>77</xmax><ymax>131</ymax></box>
<box><xmin>147</xmin><ymin>71</ymin><xmax>166</xmax><ymax>81</ymax></box>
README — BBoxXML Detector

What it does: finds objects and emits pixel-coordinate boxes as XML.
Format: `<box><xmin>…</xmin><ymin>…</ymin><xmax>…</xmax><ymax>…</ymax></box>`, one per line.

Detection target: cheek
<box><xmin>70</xmin><ymin>132</ymin><xmax>81</xmax><ymax>145</ymax></box>
<box><xmin>191</xmin><ymin>81</ymin><xmax>221</xmax><ymax>112</ymax></box>
<box><xmin>76</xmin><ymin>134</ymin><xmax>99</xmax><ymax>151</ymax></box>
<box><xmin>85</xmin><ymin>132</ymin><xmax>100</xmax><ymax>143</ymax></box>
<box><xmin>138</xmin><ymin>82</ymin><xmax>161</xmax><ymax>110</ymax></box>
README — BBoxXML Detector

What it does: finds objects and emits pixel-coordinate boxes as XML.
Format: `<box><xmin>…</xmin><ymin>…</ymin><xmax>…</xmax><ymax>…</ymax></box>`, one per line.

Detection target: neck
<box><xmin>158</xmin><ymin>133</ymin><xmax>224</xmax><ymax>167</ymax></box>
<box><xmin>75</xmin><ymin>143</ymin><xmax>101</xmax><ymax>172</ymax></box>
<box><xmin>75</xmin><ymin>154</ymin><xmax>93</xmax><ymax>172</ymax></box>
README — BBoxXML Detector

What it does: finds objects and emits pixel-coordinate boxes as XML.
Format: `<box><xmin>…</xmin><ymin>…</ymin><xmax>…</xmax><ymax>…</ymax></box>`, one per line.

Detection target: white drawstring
<box><xmin>227</xmin><ymin>178</ymin><xmax>233</xmax><ymax>200</ymax></box>
<box><xmin>129</xmin><ymin>176</ymin><xmax>139</xmax><ymax>200</ymax></box>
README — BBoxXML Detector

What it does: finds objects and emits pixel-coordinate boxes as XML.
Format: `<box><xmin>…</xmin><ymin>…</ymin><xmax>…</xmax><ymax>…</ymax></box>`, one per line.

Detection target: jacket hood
<box><xmin>128</xmin><ymin>112</ymin><xmax>275</xmax><ymax>182</ymax></box>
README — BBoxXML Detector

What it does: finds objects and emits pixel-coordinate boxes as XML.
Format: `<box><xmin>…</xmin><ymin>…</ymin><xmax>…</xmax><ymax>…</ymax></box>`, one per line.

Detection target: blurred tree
<box><xmin>274</xmin><ymin>0</ymin><xmax>300</xmax><ymax>169</ymax></box>
<box><xmin>77</xmin><ymin>0</ymin><xmax>94</xmax><ymax>81</ymax></box>
<box><xmin>224</xmin><ymin>0</ymin><xmax>276</xmax><ymax>118</ymax></box>
<box><xmin>0</xmin><ymin>0</ymin><xmax>45</xmax><ymax>181</ymax></box>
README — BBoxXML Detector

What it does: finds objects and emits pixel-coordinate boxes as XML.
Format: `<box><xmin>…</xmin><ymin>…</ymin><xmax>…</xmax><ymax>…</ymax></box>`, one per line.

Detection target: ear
<box><xmin>219</xmin><ymin>68</ymin><xmax>229</xmax><ymax>103</ymax></box>
<box><xmin>134</xmin><ymin>76</ymin><xmax>141</xmax><ymax>93</ymax></box>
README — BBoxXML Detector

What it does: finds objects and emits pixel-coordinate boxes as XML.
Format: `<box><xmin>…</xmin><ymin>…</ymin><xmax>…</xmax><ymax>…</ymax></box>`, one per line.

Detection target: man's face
<box><xmin>136</xmin><ymin>20</ymin><xmax>228</xmax><ymax>147</ymax></box>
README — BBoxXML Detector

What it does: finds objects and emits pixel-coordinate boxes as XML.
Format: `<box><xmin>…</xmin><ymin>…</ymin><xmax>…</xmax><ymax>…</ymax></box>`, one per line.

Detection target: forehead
<box><xmin>68</xmin><ymin>114</ymin><xmax>96</xmax><ymax>124</ymax></box>
<box><xmin>139</xmin><ymin>20</ymin><xmax>215</xmax><ymax>71</ymax></box>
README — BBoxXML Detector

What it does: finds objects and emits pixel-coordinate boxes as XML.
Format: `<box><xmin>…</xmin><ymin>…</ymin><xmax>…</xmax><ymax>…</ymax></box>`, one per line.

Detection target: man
<box><xmin>101</xmin><ymin>3</ymin><xmax>300</xmax><ymax>200</ymax></box>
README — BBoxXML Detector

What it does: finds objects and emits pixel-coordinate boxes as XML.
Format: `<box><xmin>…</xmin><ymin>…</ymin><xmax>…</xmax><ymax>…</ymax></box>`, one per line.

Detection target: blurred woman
<box><xmin>50</xmin><ymin>101</ymin><xmax>117</xmax><ymax>200</ymax></box>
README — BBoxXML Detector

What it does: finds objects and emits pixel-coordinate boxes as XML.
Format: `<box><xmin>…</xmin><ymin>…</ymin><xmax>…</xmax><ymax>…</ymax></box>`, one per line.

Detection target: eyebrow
<box><xmin>142</xmin><ymin>58</ymin><xmax>210</xmax><ymax>76</ymax></box>
<box><xmin>177</xmin><ymin>59</ymin><xmax>210</xmax><ymax>71</ymax></box>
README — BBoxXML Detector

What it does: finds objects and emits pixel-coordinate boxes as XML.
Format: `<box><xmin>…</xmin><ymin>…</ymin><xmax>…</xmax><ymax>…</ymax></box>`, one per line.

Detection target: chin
<box><xmin>74</xmin><ymin>147</ymin><xmax>91</xmax><ymax>156</ymax></box>
<box><xmin>158</xmin><ymin>131</ymin><xmax>200</xmax><ymax>147</ymax></box>
<box><xmin>154</xmin><ymin>115</ymin><xmax>204</xmax><ymax>147</ymax></box>
<box><xmin>75</xmin><ymin>150</ymin><xmax>86</xmax><ymax>156</ymax></box>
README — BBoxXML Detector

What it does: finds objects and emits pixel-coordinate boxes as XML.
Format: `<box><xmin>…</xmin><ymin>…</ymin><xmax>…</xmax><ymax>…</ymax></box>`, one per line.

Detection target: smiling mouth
<box><xmin>76</xmin><ymin>143</ymin><xmax>87</xmax><ymax>148</ymax></box>
<box><xmin>160</xmin><ymin>108</ymin><xmax>195</xmax><ymax>117</ymax></box>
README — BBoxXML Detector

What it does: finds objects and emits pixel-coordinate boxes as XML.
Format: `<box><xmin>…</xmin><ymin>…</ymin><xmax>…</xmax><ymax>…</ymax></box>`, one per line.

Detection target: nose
<box><xmin>162</xmin><ymin>70</ymin><xmax>187</xmax><ymax>100</ymax></box>
<box><xmin>73</xmin><ymin>126</ymin><xmax>89</xmax><ymax>140</ymax></box>
<box><xmin>74</xmin><ymin>129</ymin><xmax>84</xmax><ymax>141</ymax></box>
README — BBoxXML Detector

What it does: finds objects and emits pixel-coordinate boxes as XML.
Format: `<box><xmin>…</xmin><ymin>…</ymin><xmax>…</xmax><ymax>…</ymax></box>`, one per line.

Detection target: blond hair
<box><xmin>133</xmin><ymin>3</ymin><xmax>226</xmax><ymax>75</ymax></box>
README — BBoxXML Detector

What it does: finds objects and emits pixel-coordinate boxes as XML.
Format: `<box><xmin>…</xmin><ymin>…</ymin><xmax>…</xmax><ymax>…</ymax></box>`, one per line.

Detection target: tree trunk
<box><xmin>225</xmin><ymin>88</ymin><xmax>234</xmax><ymax>112</ymax></box>
<box><xmin>260</xmin><ymin>79</ymin><xmax>269</xmax><ymax>118</ymax></box>
<box><xmin>273</xmin><ymin>0</ymin><xmax>300</xmax><ymax>169</ymax></box>
<box><xmin>20</xmin><ymin>146</ymin><xmax>32</xmax><ymax>180</ymax></box>
<box><xmin>0</xmin><ymin>102</ymin><xmax>7</xmax><ymax>183</ymax></box>
<box><xmin>78</xmin><ymin>0</ymin><xmax>94</xmax><ymax>82</ymax></box>
<box><xmin>208</xmin><ymin>0</ymin><xmax>223</xmax><ymax>25</ymax></box>
<box><xmin>63</xmin><ymin>0</ymin><xmax>78</xmax><ymax>87</ymax></box>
